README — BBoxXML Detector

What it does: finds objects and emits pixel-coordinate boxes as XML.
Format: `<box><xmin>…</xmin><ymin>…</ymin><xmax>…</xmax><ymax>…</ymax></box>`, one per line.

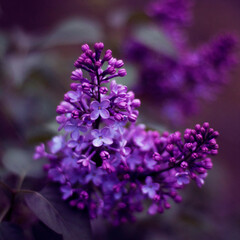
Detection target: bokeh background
<box><xmin>0</xmin><ymin>0</ymin><xmax>239</xmax><ymax>239</ymax></box>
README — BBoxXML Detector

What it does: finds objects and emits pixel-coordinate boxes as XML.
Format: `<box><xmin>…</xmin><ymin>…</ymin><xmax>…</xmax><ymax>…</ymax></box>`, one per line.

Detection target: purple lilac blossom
<box><xmin>146</xmin><ymin>0</ymin><xmax>193</xmax><ymax>49</ymax></box>
<box><xmin>90</xmin><ymin>100</ymin><xmax>110</xmax><ymax>120</ymax></box>
<box><xmin>142</xmin><ymin>176</ymin><xmax>160</xmax><ymax>199</ymax></box>
<box><xmin>147</xmin><ymin>0</ymin><xmax>193</xmax><ymax>28</ymax></box>
<box><xmin>125</xmin><ymin>0</ymin><xmax>237</xmax><ymax>124</ymax></box>
<box><xmin>91</xmin><ymin>127</ymin><xmax>113</xmax><ymax>147</ymax></box>
<box><xmin>34</xmin><ymin>43</ymin><xmax>219</xmax><ymax>224</ymax></box>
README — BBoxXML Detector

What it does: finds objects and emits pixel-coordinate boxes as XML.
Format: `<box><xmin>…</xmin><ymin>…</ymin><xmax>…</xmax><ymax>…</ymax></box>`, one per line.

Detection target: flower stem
<box><xmin>95</xmin><ymin>70</ymin><xmax>101</xmax><ymax>129</ymax></box>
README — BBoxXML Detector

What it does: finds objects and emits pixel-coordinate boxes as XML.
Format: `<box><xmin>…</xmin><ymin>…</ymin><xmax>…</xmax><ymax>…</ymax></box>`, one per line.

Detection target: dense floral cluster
<box><xmin>147</xmin><ymin>0</ymin><xmax>192</xmax><ymax>27</ymax></box>
<box><xmin>125</xmin><ymin>0</ymin><xmax>237</xmax><ymax>124</ymax></box>
<box><xmin>35</xmin><ymin>43</ymin><xmax>219</xmax><ymax>224</ymax></box>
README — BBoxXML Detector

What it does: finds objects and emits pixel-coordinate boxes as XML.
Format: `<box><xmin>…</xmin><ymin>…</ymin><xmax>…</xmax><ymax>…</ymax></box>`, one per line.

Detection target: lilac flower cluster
<box><xmin>146</xmin><ymin>0</ymin><xmax>193</xmax><ymax>49</ymax></box>
<box><xmin>147</xmin><ymin>0</ymin><xmax>193</xmax><ymax>28</ymax></box>
<box><xmin>125</xmin><ymin>0</ymin><xmax>237</xmax><ymax>124</ymax></box>
<box><xmin>34</xmin><ymin>43</ymin><xmax>219</xmax><ymax>224</ymax></box>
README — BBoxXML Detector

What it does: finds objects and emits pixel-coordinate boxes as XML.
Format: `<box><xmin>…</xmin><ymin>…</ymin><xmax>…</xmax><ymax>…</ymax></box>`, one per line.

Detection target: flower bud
<box><xmin>95</xmin><ymin>61</ymin><xmax>102</xmax><ymax>68</ymax></box>
<box><xmin>115</xmin><ymin>60</ymin><xmax>124</xmax><ymax>68</ymax></box>
<box><xmin>114</xmin><ymin>113</ymin><xmax>124</xmax><ymax>121</ymax></box>
<box><xmin>70</xmin><ymin>83</ymin><xmax>79</xmax><ymax>90</ymax></box>
<box><xmin>81</xmin><ymin>44</ymin><xmax>90</xmax><ymax>52</ymax></box>
<box><xmin>103</xmin><ymin>49</ymin><xmax>112</xmax><ymax>61</ymax></box>
<box><xmin>153</xmin><ymin>152</ymin><xmax>161</xmax><ymax>161</ymax></box>
<box><xmin>56</xmin><ymin>105</ymin><xmax>66</xmax><ymax>114</ymax></box>
<box><xmin>118</xmin><ymin>69</ymin><xmax>127</xmax><ymax>77</ymax></box>
<box><xmin>71</xmin><ymin>110</ymin><xmax>79</xmax><ymax>119</ymax></box>
<box><xmin>71</xmin><ymin>69</ymin><xmax>83</xmax><ymax>81</ymax></box>
<box><xmin>131</xmin><ymin>99</ymin><xmax>141</xmax><ymax>108</ymax></box>
<box><xmin>117</xmin><ymin>101</ymin><xmax>127</xmax><ymax>109</ymax></box>
<box><xmin>180</xmin><ymin>161</ymin><xmax>188</xmax><ymax>169</ymax></box>
<box><xmin>99</xmin><ymin>86</ymin><xmax>108</xmax><ymax>94</ymax></box>
<box><xmin>64</xmin><ymin>93</ymin><xmax>71</xmax><ymax>102</ymax></box>
<box><xmin>82</xmin><ymin>82</ymin><xmax>91</xmax><ymax>93</ymax></box>
<box><xmin>94</xmin><ymin>42</ymin><xmax>104</xmax><ymax>51</ymax></box>
<box><xmin>128</xmin><ymin>113</ymin><xmax>137</xmax><ymax>122</ymax></box>
<box><xmin>100</xmin><ymin>151</ymin><xmax>110</xmax><ymax>160</ymax></box>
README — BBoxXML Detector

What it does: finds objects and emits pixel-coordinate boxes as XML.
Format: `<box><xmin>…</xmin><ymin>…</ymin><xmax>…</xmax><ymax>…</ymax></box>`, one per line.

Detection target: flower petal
<box><xmin>153</xmin><ymin>183</ymin><xmax>160</xmax><ymax>191</ymax></box>
<box><xmin>148</xmin><ymin>189</ymin><xmax>155</xmax><ymax>199</ymax></box>
<box><xmin>101</xmin><ymin>127</ymin><xmax>111</xmax><ymax>137</ymax></box>
<box><xmin>91</xmin><ymin>129</ymin><xmax>100</xmax><ymax>138</ymax></box>
<box><xmin>90</xmin><ymin>101</ymin><xmax>100</xmax><ymax>110</ymax></box>
<box><xmin>67</xmin><ymin>140</ymin><xmax>77</xmax><ymax>148</ymax></box>
<box><xmin>93</xmin><ymin>176</ymin><xmax>102</xmax><ymax>186</ymax></box>
<box><xmin>67</xmin><ymin>91</ymin><xmax>80</xmax><ymax>102</ymax></box>
<box><xmin>79</xmin><ymin>125</ymin><xmax>87</xmax><ymax>132</ymax></box>
<box><xmin>71</xmin><ymin>130</ymin><xmax>80</xmax><ymax>140</ymax></box>
<box><xmin>93</xmin><ymin>138</ymin><xmax>103</xmax><ymax>147</ymax></box>
<box><xmin>142</xmin><ymin>185</ymin><xmax>149</xmax><ymax>194</ymax></box>
<box><xmin>102</xmin><ymin>137</ymin><xmax>113</xmax><ymax>145</ymax></box>
<box><xmin>100</xmin><ymin>109</ymin><xmax>110</xmax><ymax>119</ymax></box>
<box><xmin>90</xmin><ymin>110</ymin><xmax>100</xmax><ymax>120</ymax></box>
<box><xmin>64</xmin><ymin>125</ymin><xmax>75</xmax><ymax>132</ymax></box>
<box><xmin>148</xmin><ymin>204</ymin><xmax>158</xmax><ymax>215</ymax></box>
<box><xmin>146</xmin><ymin>176</ymin><xmax>152</xmax><ymax>185</ymax></box>
<box><xmin>100</xmin><ymin>99</ymin><xmax>110</xmax><ymax>108</ymax></box>
<box><xmin>61</xmin><ymin>185</ymin><xmax>73</xmax><ymax>200</ymax></box>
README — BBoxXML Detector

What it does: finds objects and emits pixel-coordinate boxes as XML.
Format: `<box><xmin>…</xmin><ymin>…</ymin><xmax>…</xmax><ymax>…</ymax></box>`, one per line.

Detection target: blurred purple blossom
<box><xmin>124</xmin><ymin>0</ymin><xmax>237</xmax><ymax>124</ymax></box>
<box><xmin>142</xmin><ymin>176</ymin><xmax>160</xmax><ymax>199</ymax></box>
<box><xmin>91</xmin><ymin>127</ymin><xmax>113</xmax><ymax>147</ymax></box>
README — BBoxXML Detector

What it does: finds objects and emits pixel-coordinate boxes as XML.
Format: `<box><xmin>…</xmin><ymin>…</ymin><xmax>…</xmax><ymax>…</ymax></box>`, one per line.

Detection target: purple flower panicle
<box><xmin>125</xmin><ymin>0</ymin><xmax>237</xmax><ymax>124</ymax></box>
<box><xmin>35</xmin><ymin>43</ymin><xmax>219</xmax><ymax>224</ymax></box>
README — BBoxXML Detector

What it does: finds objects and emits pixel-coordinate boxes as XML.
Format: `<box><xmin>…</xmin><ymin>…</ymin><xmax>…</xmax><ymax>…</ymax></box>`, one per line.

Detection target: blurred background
<box><xmin>0</xmin><ymin>0</ymin><xmax>239</xmax><ymax>239</ymax></box>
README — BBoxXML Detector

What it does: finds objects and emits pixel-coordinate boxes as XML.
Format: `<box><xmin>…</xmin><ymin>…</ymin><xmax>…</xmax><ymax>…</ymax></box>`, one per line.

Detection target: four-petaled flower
<box><xmin>142</xmin><ymin>176</ymin><xmax>160</xmax><ymax>199</ymax></box>
<box><xmin>91</xmin><ymin>127</ymin><xmax>113</xmax><ymax>147</ymax></box>
<box><xmin>60</xmin><ymin>183</ymin><xmax>73</xmax><ymax>200</ymax></box>
<box><xmin>85</xmin><ymin>167</ymin><xmax>104</xmax><ymax>186</ymax></box>
<box><xmin>90</xmin><ymin>100</ymin><xmax>110</xmax><ymax>120</ymax></box>
<box><xmin>77</xmin><ymin>151</ymin><xmax>96</xmax><ymax>169</ymax></box>
<box><xmin>64</xmin><ymin>119</ymin><xmax>87</xmax><ymax>140</ymax></box>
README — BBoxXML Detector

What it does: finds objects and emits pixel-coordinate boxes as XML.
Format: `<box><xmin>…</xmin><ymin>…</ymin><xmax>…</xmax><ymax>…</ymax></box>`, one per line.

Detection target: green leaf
<box><xmin>43</xmin><ymin>18</ymin><xmax>103</xmax><ymax>48</ymax></box>
<box><xmin>0</xmin><ymin>182</ymin><xmax>13</xmax><ymax>222</ymax></box>
<box><xmin>2</xmin><ymin>148</ymin><xmax>46</xmax><ymax>178</ymax></box>
<box><xmin>0</xmin><ymin>222</ymin><xmax>24</xmax><ymax>240</ymax></box>
<box><xmin>23</xmin><ymin>184</ymin><xmax>92</xmax><ymax>240</ymax></box>
<box><xmin>133</xmin><ymin>23</ymin><xmax>177</xmax><ymax>57</ymax></box>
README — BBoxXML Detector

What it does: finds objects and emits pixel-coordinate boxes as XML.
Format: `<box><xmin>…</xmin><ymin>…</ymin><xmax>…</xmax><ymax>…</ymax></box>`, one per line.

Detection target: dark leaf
<box><xmin>0</xmin><ymin>222</ymin><xmax>25</xmax><ymax>240</ymax></box>
<box><xmin>32</xmin><ymin>221</ymin><xmax>62</xmax><ymax>240</ymax></box>
<box><xmin>23</xmin><ymin>190</ymin><xmax>66</xmax><ymax>235</ymax></box>
<box><xmin>5</xmin><ymin>54</ymin><xmax>42</xmax><ymax>85</ymax></box>
<box><xmin>23</xmin><ymin>184</ymin><xmax>92</xmax><ymax>240</ymax></box>
<box><xmin>2</xmin><ymin>148</ymin><xmax>46</xmax><ymax>178</ymax></box>
<box><xmin>133</xmin><ymin>23</ymin><xmax>177</xmax><ymax>57</ymax></box>
<box><xmin>0</xmin><ymin>182</ymin><xmax>13</xmax><ymax>222</ymax></box>
<box><xmin>0</xmin><ymin>33</ymin><xmax>8</xmax><ymax>60</ymax></box>
<box><xmin>43</xmin><ymin>18</ymin><xmax>103</xmax><ymax>48</ymax></box>
<box><xmin>10</xmin><ymin>193</ymin><xmax>38</xmax><ymax>228</ymax></box>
